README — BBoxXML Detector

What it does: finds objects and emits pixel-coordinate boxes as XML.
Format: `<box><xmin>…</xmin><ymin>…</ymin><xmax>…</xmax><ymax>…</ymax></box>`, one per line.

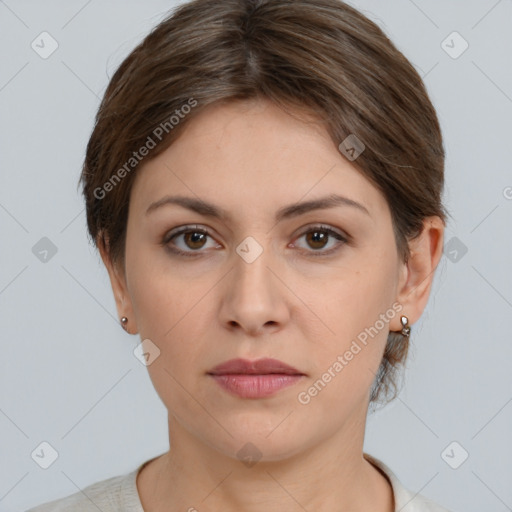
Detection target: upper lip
<box><xmin>208</xmin><ymin>358</ymin><xmax>304</xmax><ymax>375</ymax></box>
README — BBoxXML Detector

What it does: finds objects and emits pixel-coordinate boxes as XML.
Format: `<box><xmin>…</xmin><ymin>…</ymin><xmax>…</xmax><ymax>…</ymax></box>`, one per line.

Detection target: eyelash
<box><xmin>162</xmin><ymin>224</ymin><xmax>348</xmax><ymax>258</ymax></box>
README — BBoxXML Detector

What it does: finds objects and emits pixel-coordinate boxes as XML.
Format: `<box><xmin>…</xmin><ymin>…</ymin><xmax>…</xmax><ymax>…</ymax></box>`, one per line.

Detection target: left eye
<box><xmin>292</xmin><ymin>225</ymin><xmax>347</xmax><ymax>256</ymax></box>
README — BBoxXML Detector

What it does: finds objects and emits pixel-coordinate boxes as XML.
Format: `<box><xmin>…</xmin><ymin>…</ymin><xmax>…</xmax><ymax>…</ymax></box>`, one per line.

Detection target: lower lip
<box><xmin>210</xmin><ymin>374</ymin><xmax>304</xmax><ymax>398</ymax></box>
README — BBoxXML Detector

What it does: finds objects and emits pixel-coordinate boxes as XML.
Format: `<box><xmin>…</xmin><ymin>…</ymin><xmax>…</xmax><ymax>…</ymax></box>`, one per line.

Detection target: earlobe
<box><xmin>393</xmin><ymin>216</ymin><xmax>444</xmax><ymax>331</ymax></box>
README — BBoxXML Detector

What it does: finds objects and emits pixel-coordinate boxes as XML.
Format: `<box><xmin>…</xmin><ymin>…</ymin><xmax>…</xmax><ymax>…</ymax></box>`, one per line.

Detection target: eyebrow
<box><xmin>145</xmin><ymin>193</ymin><xmax>370</xmax><ymax>222</ymax></box>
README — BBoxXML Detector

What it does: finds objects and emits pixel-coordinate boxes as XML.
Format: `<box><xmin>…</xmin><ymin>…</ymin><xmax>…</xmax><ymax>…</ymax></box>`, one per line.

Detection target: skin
<box><xmin>99</xmin><ymin>98</ymin><xmax>444</xmax><ymax>512</ymax></box>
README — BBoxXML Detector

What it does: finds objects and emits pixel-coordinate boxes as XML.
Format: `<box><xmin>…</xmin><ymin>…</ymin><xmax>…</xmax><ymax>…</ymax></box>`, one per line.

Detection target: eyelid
<box><xmin>293</xmin><ymin>223</ymin><xmax>348</xmax><ymax>241</ymax></box>
<box><xmin>163</xmin><ymin>224</ymin><xmax>211</xmax><ymax>243</ymax></box>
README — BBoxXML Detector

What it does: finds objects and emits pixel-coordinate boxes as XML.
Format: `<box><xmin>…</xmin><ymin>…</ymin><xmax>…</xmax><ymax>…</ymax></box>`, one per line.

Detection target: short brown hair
<box><xmin>80</xmin><ymin>0</ymin><xmax>448</xmax><ymax>407</ymax></box>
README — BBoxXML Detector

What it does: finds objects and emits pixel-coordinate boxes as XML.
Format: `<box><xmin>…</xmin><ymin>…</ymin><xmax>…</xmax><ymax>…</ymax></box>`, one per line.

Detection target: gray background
<box><xmin>1</xmin><ymin>1</ymin><xmax>511</xmax><ymax>510</ymax></box>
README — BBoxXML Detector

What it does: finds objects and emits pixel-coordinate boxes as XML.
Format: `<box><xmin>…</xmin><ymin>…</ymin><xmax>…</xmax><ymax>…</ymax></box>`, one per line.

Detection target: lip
<box><xmin>208</xmin><ymin>357</ymin><xmax>304</xmax><ymax>376</ymax></box>
<box><xmin>207</xmin><ymin>358</ymin><xmax>306</xmax><ymax>399</ymax></box>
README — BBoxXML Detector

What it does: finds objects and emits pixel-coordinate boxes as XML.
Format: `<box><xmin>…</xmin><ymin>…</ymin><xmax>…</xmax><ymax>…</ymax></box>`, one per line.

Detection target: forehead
<box><xmin>130</xmin><ymin>99</ymin><xmax>388</xmax><ymax>222</ymax></box>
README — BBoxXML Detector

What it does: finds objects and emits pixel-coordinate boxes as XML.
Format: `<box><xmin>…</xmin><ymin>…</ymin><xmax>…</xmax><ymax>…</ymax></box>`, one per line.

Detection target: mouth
<box><xmin>207</xmin><ymin>358</ymin><xmax>306</xmax><ymax>399</ymax></box>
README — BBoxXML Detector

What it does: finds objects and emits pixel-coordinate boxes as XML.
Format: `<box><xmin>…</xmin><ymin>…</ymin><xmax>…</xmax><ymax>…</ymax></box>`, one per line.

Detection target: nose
<box><xmin>218</xmin><ymin>242</ymin><xmax>290</xmax><ymax>336</ymax></box>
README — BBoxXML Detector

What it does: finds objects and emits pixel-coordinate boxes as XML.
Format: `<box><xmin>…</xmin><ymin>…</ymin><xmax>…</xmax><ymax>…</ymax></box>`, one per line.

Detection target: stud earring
<box><xmin>400</xmin><ymin>315</ymin><xmax>411</xmax><ymax>337</ymax></box>
<box><xmin>121</xmin><ymin>317</ymin><xmax>128</xmax><ymax>330</ymax></box>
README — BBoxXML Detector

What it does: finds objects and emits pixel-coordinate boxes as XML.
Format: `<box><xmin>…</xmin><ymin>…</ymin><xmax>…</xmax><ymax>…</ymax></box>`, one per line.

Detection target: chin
<box><xmin>207</xmin><ymin>421</ymin><xmax>315</xmax><ymax>464</ymax></box>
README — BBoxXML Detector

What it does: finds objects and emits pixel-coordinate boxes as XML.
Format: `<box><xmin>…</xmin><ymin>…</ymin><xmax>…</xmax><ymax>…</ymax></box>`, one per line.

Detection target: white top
<box><xmin>26</xmin><ymin>453</ymin><xmax>453</xmax><ymax>511</ymax></box>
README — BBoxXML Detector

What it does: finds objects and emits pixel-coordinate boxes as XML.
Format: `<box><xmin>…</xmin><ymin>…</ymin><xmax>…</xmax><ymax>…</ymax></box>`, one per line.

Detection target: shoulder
<box><xmin>363</xmin><ymin>453</ymin><xmax>454</xmax><ymax>512</ymax></box>
<box><xmin>25</xmin><ymin>468</ymin><xmax>142</xmax><ymax>512</ymax></box>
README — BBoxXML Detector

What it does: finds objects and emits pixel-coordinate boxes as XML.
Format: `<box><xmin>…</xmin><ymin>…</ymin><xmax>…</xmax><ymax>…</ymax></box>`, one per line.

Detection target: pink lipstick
<box><xmin>207</xmin><ymin>358</ymin><xmax>305</xmax><ymax>399</ymax></box>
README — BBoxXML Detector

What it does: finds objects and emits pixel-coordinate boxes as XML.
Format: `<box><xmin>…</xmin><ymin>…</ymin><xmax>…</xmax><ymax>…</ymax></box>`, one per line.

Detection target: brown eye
<box><xmin>163</xmin><ymin>225</ymin><xmax>219</xmax><ymax>257</ymax></box>
<box><xmin>293</xmin><ymin>225</ymin><xmax>347</xmax><ymax>256</ymax></box>
<box><xmin>182</xmin><ymin>231</ymin><xmax>207</xmax><ymax>250</ymax></box>
<box><xmin>305</xmin><ymin>230</ymin><xmax>329</xmax><ymax>250</ymax></box>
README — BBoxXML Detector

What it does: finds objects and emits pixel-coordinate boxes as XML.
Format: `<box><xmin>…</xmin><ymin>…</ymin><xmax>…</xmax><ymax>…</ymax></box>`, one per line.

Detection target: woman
<box><xmin>28</xmin><ymin>0</ymin><xmax>452</xmax><ymax>510</ymax></box>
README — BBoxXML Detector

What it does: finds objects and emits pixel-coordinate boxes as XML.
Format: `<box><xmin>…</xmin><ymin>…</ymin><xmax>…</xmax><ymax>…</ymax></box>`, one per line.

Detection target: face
<box><xmin>103</xmin><ymin>98</ymin><xmax>438</xmax><ymax>462</ymax></box>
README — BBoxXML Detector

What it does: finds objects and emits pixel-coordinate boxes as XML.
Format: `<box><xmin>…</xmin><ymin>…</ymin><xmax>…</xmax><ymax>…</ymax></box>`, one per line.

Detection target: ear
<box><xmin>391</xmin><ymin>216</ymin><xmax>445</xmax><ymax>331</ymax></box>
<box><xmin>97</xmin><ymin>234</ymin><xmax>138</xmax><ymax>335</ymax></box>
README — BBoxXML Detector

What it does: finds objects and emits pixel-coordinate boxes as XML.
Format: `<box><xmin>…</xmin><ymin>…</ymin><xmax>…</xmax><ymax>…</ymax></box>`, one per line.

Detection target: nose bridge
<box><xmin>219</xmin><ymin>232</ymin><xmax>288</xmax><ymax>333</ymax></box>
<box><xmin>233</xmin><ymin>233</ymin><xmax>274</xmax><ymax>298</ymax></box>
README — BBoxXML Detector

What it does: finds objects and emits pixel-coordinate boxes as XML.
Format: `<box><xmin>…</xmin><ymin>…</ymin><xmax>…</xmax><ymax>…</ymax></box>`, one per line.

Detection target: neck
<box><xmin>137</xmin><ymin>413</ymin><xmax>394</xmax><ymax>512</ymax></box>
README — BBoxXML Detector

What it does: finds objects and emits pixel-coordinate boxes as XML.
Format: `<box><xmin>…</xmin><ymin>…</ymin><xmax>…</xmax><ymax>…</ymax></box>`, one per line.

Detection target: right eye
<box><xmin>162</xmin><ymin>225</ymin><xmax>220</xmax><ymax>257</ymax></box>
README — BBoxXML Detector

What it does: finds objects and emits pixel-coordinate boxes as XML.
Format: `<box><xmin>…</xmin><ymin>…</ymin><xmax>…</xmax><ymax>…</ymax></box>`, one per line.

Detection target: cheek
<box><xmin>302</xmin><ymin>251</ymin><xmax>398</xmax><ymax>393</ymax></box>
<box><xmin>126</xmin><ymin>260</ymin><xmax>210</xmax><ymax>411</ymax></box>
<box><xmin>126</xmin><ymin>246</ymin><xmax>211</xmax><ymax>365</ymax></box>
<box><xmin>130</xmin><ymin>271</ymin><xmax>198</xmax><ymax>342</ymax></box>
<box><xmin>312</xmin><ymin>250</ymin><xmax>397</xmax><ymax>340</ymax></box>
<box><xmin>124</xmin><ymin>234</ymin><xmax>180</xmax><ymax>335</ymax></box>
<box><xmin>124</xmin><ymin>228</ymin><xmax>215</xmax><ymax>335</ymax></box>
